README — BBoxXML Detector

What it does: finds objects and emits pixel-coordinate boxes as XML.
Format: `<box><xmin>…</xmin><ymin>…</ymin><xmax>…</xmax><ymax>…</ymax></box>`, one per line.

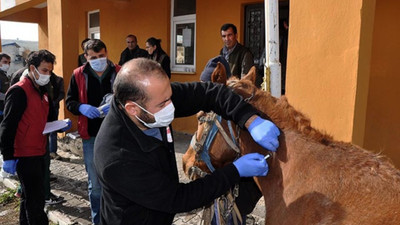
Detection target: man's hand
<box><xmin>79</xmin><ymin>104</ymin><xmax>100</xmax><ymax>119</ymax></box>
<box><xmin>2</xmin><ymin>159</ymin><xmax>18</xmax><ymax>175</ymax></box>
<box><xmin>60</xmin><ymin>119</ymin><xmax>72</xmax><ymax>132</ymax></box>
<box><xmin>233</xmin><ymin>153</ymin><xmax>269</xmax><ymax>177</ymax></box>
<box><xmin>247</xmin><ymin>115</ymin><xmax>280</xmax><ymax>151</ymax></box>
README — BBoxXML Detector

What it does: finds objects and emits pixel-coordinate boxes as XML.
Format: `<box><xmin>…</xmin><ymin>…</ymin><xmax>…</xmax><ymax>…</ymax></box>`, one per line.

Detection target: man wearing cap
<box><xmin>200</xmin><ymin>55</ymin><xmax>232</xmax><ymax>82</ymax></box>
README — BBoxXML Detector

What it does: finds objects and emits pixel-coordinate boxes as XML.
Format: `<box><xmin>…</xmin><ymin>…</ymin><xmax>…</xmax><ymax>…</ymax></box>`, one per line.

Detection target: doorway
<box><xmin>244</xmin><ymin>1</ymin><xmax>289</xmax><ymax>94</ymax></box>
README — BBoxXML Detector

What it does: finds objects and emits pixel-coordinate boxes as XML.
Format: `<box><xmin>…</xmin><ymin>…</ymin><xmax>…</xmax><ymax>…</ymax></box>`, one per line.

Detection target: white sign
<box><xmin>183</xmin><ymin>28</ymin><xmax>192</xmax><ymax>47</ymax></box>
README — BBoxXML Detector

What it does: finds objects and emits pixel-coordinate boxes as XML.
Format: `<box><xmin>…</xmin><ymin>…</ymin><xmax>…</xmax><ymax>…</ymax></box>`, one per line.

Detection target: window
<box><xmin>88</xmin><ymin>10</ymin><xmax>100</xmax><ymax>39</ymax></box>
<box><xmin>171</xmin><ymin>0</ymin><xmax>196</xmax><ymax>72</ymax></box>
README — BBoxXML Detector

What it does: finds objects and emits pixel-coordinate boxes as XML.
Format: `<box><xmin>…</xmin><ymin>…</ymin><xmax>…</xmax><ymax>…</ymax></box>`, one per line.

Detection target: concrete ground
<box><xmin>1</xmin><ymin>131</ymin><xmax>265</xmax><ymax>225</ymax></box>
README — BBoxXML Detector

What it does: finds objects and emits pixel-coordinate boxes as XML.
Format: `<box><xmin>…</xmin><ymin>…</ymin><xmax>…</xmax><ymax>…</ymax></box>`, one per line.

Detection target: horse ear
<box><xmin>211</xmin><ymin>62</ymin><xmax>227</xmax><ymax>84</ymax></box>
<box><xmin>241</xmin><ymin>66</ymin><xmax>257</xmax><ymax>84</ymax></box>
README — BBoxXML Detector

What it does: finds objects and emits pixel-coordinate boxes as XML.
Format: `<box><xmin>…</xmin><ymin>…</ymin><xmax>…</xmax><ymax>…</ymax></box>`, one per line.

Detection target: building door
<box><xmin>244</xmin><ymin>1</ymin><xmax>289</xmax><ymax>93</ymax></box>
<box><xmin>244</xmin><ymin>3</ymin><xmax>264</xmax><ymax>87</ymax></box>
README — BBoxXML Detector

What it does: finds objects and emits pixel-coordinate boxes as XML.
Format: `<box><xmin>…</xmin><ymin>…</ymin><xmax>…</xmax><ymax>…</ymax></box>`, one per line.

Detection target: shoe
<box><xmin>50</xmin><ymin>152</ymin><xmax>61</xmax><ymax>160</ymax></box>
<box><xmin>14</xmin><ymin>186</ymin><xmax>22</xmax><ymax>198</ymax></box>
<box><xmin>14</xmin><ymin>191</ymin><xmax>21</xmax><ymax>198</ymax></box>
<box><xmin>49</xmin><ymin>174</ymin><xmax>58</xmax><ymax>182</ymax></box>
<box><xmin>45</xmin><ymin>193</ymin><xmax>64</xmax><ymax>205</ymax></box>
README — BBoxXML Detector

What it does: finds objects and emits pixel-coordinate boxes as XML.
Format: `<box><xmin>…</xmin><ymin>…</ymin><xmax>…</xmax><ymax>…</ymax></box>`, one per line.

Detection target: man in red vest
<box><xmin>0</xmin><ymin>50</ymin><xmax>55</xmax><ymax>224</ymax></box>
<box><xmin>66</xmin><ymin>39</ymin><xmax>120</xmax><ymax>225</ymax></box>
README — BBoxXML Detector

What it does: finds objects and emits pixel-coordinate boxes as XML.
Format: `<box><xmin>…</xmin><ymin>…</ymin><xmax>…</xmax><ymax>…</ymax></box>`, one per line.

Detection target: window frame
<box><xmin>88</xmin><ymin>9</ymin><xmax>100</xmax><ymax>39</ymax></box>
<box><xmin>170</xmin><ymin>2</ymin><xmax>196</xmax><ymax>73</ymax></box>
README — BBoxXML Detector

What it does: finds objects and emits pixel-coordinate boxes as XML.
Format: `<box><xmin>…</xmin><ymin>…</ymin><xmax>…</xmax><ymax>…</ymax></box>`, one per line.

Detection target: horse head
<box><xmin>182</xmin><ymin>65</ymin><xmax>266</xmax><ymax>179</ymax></box>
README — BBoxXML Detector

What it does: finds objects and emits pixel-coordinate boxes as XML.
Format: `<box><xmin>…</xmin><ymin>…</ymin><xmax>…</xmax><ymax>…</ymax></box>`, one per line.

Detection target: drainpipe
<box><xmin>262</xmin><ymin>0</ymin><xmax>281</xmax><ymax>97</ymax></box>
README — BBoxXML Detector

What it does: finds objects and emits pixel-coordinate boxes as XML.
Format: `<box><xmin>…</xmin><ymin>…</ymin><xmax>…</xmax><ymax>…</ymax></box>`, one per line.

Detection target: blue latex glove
<box><xmin>248</xmin><ymin>116</ymin><xmax>280</xmax><ymax>151</ymax></box>
<box><xmin>79</xmin><ymin>104</ymin><xmax>100</xmax><ymax>119</ymax></box>
<box><xmin>233</xmin><ymin>153</ymin><xmax>269</xmax><ymax>177</ymax></box>
<box><xmin>60</xmin><ymin>119</ymin><xmax>72</xmax><ymax>132</ymax></box>
<box><xmin>3</xmin><ymin>159</ymin><xmax>18</xmax><ymax>175</ymax></box>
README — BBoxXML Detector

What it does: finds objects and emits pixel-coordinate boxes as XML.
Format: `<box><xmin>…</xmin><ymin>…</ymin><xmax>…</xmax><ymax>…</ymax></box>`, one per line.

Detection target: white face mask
<box><xmin>33</xmin><ymin>67</ymin><xmax>50</xmax><ymax>86</ymax></box>
<box><xmin>134</xmin><ymin>102</ymin><xmax>175</xmax><ymax>128</ymax></box>
<box><xmin>89</xmin><ymin>57</ymin><xmax>108</xmax><ymax>72</ymax></box>
<box><xmin>0</xmin><ymin>64</ymin><xmax>9</xmax><ymax>72</ymax></box>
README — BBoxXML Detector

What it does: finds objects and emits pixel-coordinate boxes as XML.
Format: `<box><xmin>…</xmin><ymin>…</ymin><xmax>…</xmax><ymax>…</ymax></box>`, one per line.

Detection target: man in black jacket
<box><xmin>94</xmin><ymin>58</ymin><xmax>280</xmax><ymax>225</ymax></box>
<box><xmin>0</xmin><ymin>53</ymin><xmax>11</xmax><ymax>122</ymax></box>
<box><xmin>118</xmin><ymin>34</ymin><xmax>148</xmax><ymax>66</ymax></box>
<box><xmin>220</xmin><ymin>23</ymin><xmax>254</xmax><ymax>78</ymax></box>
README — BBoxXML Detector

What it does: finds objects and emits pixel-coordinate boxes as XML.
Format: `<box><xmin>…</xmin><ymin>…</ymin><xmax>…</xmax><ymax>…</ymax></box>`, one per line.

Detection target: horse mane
<box><xmin>228</xmin><ymin>78</ymin><xmax>333</xmax><ymax>145</ymax></box>
<box><xmin>228</xmin><ymin>77</ymin><xmax>400</xmax><ymax>182</ymax></box>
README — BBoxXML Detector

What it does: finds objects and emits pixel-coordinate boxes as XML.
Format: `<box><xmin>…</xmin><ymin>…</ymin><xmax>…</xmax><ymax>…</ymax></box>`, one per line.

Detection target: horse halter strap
<box><xmin>190</xmin><ymin>112</ymin><xmax>241</xmax><ymax>172</ymax></box>
<box><xmin>189</xmin><ymin>112</ymin><xmax>243</xmax><ymax>225</ymax></box>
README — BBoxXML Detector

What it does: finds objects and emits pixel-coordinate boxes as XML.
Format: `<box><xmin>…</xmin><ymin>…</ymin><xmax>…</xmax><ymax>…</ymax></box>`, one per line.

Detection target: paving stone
<box><xmin>2</xmin><ymin>132</ymin><xmax>266</xmax><ymax>224</ymax></box>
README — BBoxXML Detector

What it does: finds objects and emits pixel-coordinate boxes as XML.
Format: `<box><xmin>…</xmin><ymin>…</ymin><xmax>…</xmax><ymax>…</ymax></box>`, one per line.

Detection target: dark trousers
<box><xmin>44</xmin><ymin>145</ymin><xmax>51</xmax><ymax>199</ymax></box>
<box><xmin>17</xmin><ymin>156</ymin><xmax>48</xmax><ymax>225</ymax></box>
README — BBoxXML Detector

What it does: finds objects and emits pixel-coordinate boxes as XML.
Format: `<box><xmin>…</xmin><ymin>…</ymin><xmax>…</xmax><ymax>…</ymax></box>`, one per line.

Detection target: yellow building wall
<box><xmin>76</xmin><ymin>0</ymin><xmax>170</xmax><ymax>66</ymax></box>
<box><xmin>285</xmin><ymin>0</ymin><xmax>371</xmax><ymax>143</ymax></box>
<box><xmin>364</xmin><ymin>0</ymin><xmax>400</xmax><ymax>167</ymax></box>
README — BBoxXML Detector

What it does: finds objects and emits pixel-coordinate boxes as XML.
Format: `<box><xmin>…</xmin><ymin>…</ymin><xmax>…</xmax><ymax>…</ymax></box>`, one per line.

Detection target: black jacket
<box><xmin>118</xmin><ymin>46</ymin><xmax>148</xmax><ymax>66</ymax></box>
<box><xmin>148</xmin><ymin>52</ymin><xmax>171</xmax><ymax>79</ymax></box>
<box><xmin>66</xmin><ymin>62</ymin><xmax>118</xmax><ymax>137</ymax></box>
<box><xmin>220</xmin><ymin>43</ymin><xmax>254</xmax><ymax>78</ymax></box>
<box><xmin>94</xmin><ymin>82</ymin><xmax>257</xmax><ymax>225</ymax></box>
<box><xmin>0</xmin><ymin>70</ymin><xmax>10</xmax><ymax>114</ymax></box>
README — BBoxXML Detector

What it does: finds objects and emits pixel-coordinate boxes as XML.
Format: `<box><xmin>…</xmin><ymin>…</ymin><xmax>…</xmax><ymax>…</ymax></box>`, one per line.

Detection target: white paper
<box><xmin>183</xmin><ymin>28</ymin><xmax>192</xmax><ymax>47</ymax></box>
<box><xmin>43</xmin><ymin>119</ymin><xmax>70</xmax><ymax>134</ymax></box>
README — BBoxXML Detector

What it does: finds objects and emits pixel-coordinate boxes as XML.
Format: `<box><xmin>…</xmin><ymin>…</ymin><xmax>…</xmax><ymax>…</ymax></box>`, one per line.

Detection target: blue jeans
<box><xmin>49</xmin><ymin>132</ymin><xmax>57</xmax><ymax>153</ymax></box>
<box><xmin>82</xmin><ymin>137</ymin><xmax>101</xmax><ymax>225</ymax></box>
<box><xmin>49</xmin><ymin>110</ymin><xmax>59</xmax><ymax>154</ymax></box>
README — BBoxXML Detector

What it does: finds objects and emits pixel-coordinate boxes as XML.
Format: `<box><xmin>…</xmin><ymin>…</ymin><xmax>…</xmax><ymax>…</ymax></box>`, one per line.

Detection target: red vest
<box><xmin>14</xmin><ymin>77</ymin><xmax>49</xmax><ymax>157</ymax></box>
<box><xmin>73</xmin><ymin>63</ymin><xmax>120</xmax><ymax>139</ymax></box>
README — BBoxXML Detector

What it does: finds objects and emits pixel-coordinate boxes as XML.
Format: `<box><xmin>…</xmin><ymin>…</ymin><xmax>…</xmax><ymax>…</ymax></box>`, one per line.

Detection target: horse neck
<box><xmin>249</xmin><ymin>91</ymin><xmax>333</xmax><ymax>145</ymax></box>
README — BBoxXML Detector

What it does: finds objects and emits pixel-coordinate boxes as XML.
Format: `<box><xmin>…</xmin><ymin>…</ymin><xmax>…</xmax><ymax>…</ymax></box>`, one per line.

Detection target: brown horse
<box><xmin>182</xmin><ymin>66</ymin><xmax>400</xmax><ymax>224</ymax></box>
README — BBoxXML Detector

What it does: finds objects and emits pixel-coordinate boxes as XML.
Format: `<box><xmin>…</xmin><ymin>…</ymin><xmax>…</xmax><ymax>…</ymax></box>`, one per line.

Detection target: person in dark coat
<box><xmin>0</xmin><ymin>53</ymin><xmax>11</xmax><ymax>122</ymax></box>
<box><xmin>145</xmin><ymin>37</ymin><xmax>171</xmax><ymax>79</ymax></box>
<box><xmin>118</xmin><ymin>34</ymin><xmax>148</xmax><ymax>66</ymax></box>
<box><xmin>93</xmin><ymin>58</ymin><xmax>281</xmax><ymax>225</ymax></box>
<box><xmin>219</xmin><ymin>23</ymin><xmax>254</xmax><ymax>78</ymax></box>
<box><xmin>78</xmin><ymin>38</ymin><xmax>90</xmax><ymax>67</ymax></box>
<box><xmin>66</xmin><ymin>39</ymin><xmax>121</xmax><ymax>225</ymax></box>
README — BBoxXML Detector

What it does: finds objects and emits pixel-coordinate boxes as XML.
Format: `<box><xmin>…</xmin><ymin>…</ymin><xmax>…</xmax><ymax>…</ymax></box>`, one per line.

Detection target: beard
<box><xmin>137</xmin><ymin>109</ymin><xmax>156</xmax><ymax>124</ymax></box>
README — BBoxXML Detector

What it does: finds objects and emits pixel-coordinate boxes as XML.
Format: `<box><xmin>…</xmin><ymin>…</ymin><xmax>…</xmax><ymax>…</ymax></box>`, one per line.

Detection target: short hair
<box><xmin>81</xmin><ymin>38</ymin><xmax>91</xmax><ymax>46</ymax></box>
<box><xmin>0</xmin><ymin>53</ymin><xmax>11</xmax><ymax>61</ymax></box>
<box><xmin>114</xmin><ymin>58</ymin><xmax>168</xmax><ymax>106</ymax></box>
<box><xmin>27</xmin><ymin>50</ymin><xmax>56</xmax><ymax>68</ymax></box>
<box><xmin>221</xmin><ymin>23</ymin><xmax>237</xmax><ymax>34</ymax></box>
<box><xmin>84</xmin><ymin>39</ymin><xmax>107</xmax><ymax>54</ymax></box>
<box><xmin>126</xmin><ymin>34</ymin><xmax>137</xmax><ymax>41</ymax></box>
